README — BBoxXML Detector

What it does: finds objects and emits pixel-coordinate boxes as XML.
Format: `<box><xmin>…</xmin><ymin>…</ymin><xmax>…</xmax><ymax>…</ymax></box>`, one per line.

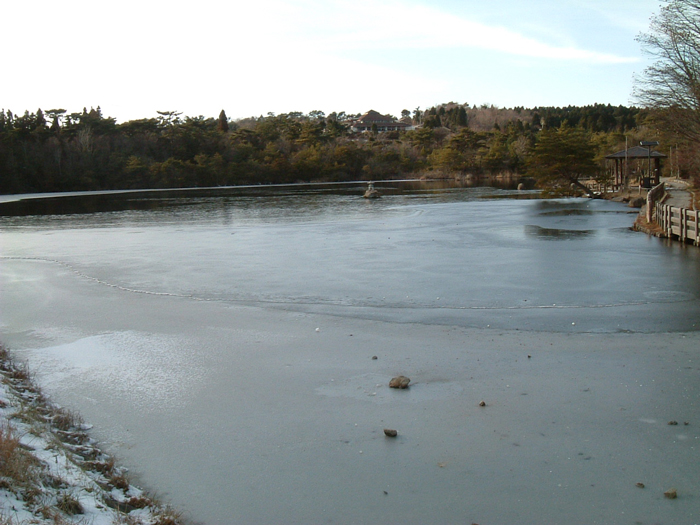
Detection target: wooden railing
<box><xmin>646</xmin><ymin>182</ymin><xmax>665</xmax><ymax>223</ymax></box>
<box><xmin>655</xmin><ymin>200</ymin><xmax>700</xmax><ymax>246</ymax></box>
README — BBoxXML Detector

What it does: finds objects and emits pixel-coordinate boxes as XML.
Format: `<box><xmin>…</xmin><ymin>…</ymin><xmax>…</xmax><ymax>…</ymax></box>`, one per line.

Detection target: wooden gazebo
<box><xmin>605</xmin><ymin>145</ymin><xmax>667</xmax><ymax>189</ymax></box>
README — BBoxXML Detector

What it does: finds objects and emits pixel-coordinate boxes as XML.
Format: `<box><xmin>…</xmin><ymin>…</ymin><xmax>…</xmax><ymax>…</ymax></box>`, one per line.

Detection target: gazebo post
<box><xmin>624</xmin><ymin>136</ymin><xmax>628</xmax><ymax>191</ymax></box>
<box><xmin>640</xmin><ymin>140</ymin><xmax>660</xmax><ymax>187</ymax></box>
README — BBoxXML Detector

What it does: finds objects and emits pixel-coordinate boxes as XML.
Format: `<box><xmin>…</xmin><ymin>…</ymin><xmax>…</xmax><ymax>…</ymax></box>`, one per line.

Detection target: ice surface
<box><xmin>1</xmin><ymin>185</ymin><xmax>699</xmax><ymax>524</ymax></box>
<box><xmin>28</xmin><ymin>332</ymin><xmax>206</xmax><ymax>411</ymax></box>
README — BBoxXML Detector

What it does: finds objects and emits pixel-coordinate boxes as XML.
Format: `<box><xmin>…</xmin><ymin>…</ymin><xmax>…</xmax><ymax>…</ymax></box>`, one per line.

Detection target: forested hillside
<box><xmin>0</xmin><ymin>103</ymin><xmax>678</xmax><ymax>195</ymax></box>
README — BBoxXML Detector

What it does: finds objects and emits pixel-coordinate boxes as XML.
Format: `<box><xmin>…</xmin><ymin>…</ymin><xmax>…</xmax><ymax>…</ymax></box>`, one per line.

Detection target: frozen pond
<box><xmin>1</xmin><ymin>182</ymin><xmax>699</xmax><ymax>524</ymax></box>
<box><xmin>2</xmin><ymin>182</ymin><xmax>699</xmax><ymax>333</ymax></box>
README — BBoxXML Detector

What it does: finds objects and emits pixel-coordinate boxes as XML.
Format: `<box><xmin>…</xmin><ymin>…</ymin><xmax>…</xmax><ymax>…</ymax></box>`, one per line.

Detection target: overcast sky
<box><xmin>3</xmin><ymin>0</ymin><xmax>661</xmax><ymax>123</ymax></box>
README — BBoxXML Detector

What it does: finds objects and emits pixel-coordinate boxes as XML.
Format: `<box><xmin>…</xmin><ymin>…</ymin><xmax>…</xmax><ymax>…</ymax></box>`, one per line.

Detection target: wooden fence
<box><xmin>654</xmin><ymin>200</ymin><xmax>700</xmax><ymax>245</ymax></box>
<box><xmin>646</xmin><ymin>182</ymin><xmax>666</xmax><ymax>223</ymax></box>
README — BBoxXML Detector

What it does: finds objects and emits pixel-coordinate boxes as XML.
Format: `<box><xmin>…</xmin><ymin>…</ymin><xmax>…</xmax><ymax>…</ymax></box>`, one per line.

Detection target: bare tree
<box><xmin>634</xmin><ymin>0</ymin><xmax>700</xmax><ymax>141</ymax></box>
<box><xmin>77</xmin><ymin>126</ymin><xmax>93</xmax><ymax>154</ymax></box>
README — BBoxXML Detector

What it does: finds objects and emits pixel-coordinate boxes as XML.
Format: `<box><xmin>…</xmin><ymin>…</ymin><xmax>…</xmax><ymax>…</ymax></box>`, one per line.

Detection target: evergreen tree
<box><xmin>35</xmin><ymin>109</ymin><xmax>46</xmax><ymax>129</ymax></box>
<box><xmin>457</xmin><ymin>107</ymin><xmax>468</xmax><ymax>127</ymax></box>
<box><xmin>218</xmin><ymin>110</ymin><xmax>229</xmax><ymax>132</ymax></box>
<box><xmin>526</xmin><ymin>125</ymin><xmax>599</xmax><ymax>197</ymax></box>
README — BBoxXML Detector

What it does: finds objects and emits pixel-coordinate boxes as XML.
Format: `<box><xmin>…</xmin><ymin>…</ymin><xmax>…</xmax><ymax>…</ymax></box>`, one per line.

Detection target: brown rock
<box><xmin>371</xmin><ymin>355</ymin><xmax>378</xmax><ymax>360</ymax></box>
<box><xmin>664</xmin><ymin>488</ymin><xmax>677</xmax><ymax>499</ymax></box>
<box><xmin>635</xmin><ymin>482</ymin><xmax>645</xmax><ymax>488</ymax></box>
<box><xmin>668</xmin><ymin>420</ymin><xmax>678</xmax><ymax>425</ymax></box>
<box><xmin>383</xmin><ymin>428</ymin><xmax>398</xmax><ymax>437</ymax></box>
<box><xmin>479</xmin><ymin>401</ymin><xmax>486</xmax><ymax>407</ymax></box>
<box><xmin>389</xmin><ymin>376</ymin><xmax>411</xmax><ymax>389</ymax></box>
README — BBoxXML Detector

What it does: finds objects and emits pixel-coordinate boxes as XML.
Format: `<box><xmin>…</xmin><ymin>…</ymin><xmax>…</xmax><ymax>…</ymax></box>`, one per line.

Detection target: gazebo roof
<box><xmin>605</xmin><ymin>146</ymin><xmax>667</xmax><ymax>159</ymax></box>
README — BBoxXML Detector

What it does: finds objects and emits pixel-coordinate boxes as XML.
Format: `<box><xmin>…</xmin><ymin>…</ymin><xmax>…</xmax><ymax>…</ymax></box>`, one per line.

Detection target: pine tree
<box><xmin>218</xmin><ymin>110</ymin><xmax>229</xmax><ymax>132</ymax></box>
<box><xmin>526</xmin><ymin>125</ymin><xmax>598</xmax><ymax>197</ymax></box>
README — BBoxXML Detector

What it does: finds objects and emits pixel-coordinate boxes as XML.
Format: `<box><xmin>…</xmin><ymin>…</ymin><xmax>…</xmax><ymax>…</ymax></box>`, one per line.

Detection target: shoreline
<box><xmin>0</xmin><ymin>343</ymin><xmax>184</xmax><ymax>524</ymax></box>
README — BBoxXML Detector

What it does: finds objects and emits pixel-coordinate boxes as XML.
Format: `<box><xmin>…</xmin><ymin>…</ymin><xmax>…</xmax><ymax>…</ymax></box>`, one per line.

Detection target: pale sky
<box><xmin>3</xmin><ymin>0</ymin><xmax>661</xmax><ymax>123</ymax></box>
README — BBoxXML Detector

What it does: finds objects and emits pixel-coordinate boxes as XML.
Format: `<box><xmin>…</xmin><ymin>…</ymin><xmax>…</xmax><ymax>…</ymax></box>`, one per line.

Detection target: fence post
<box><xmin>683</xmin><ymin>209</ymin><xmax>689</xmax><ymax>242</ymax></box>
<box><xmin>655</xmin><ymin>202</ymin><xmax>659</xmax><ymax>227</ymax></box>
<box><xmin>680</xmin><ymin>209</ymin><xmax>684</xmax><ymax>241</ymax></box>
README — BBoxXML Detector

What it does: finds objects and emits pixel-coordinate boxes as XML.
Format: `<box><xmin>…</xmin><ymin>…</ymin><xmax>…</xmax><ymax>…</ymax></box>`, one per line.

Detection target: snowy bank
<box><xmin>0</xmin><ymin>344</ymin><xmax>183</xmax><ymax>525</ymax></box>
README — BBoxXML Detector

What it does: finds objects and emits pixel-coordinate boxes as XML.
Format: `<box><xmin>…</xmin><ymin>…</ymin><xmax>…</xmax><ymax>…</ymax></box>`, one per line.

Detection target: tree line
<box><xmin>4</xmin><ymin>0</ymin><xmax>700</xmax><ymax>197</ymax></box>
<box><xmin>0</xmin><ymin>102</ymin><xmax>680</xmax><ymax>196</ymax></box>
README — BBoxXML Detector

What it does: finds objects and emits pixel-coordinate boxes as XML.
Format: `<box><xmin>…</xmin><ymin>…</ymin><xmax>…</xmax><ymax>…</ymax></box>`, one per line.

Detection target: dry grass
<box><xmin>0</xmin><ymin>422</ymin><xmax>20</xmax><ymax>471</ymax></box>
<box><xmin>36</xmin><ymin>504</ymin><xmax>80</xmax><ymax>524</ymax></box>
<box><xmin>0</xmin><ymin>421</ymin><xmax>38</xmax><ymax>488</ymax></box>
<box><xmin>109</xmin><ymin>473</ymin><xmax>130</xmax><ymax>491</ymax></box>
<box><xmin>111</xmin><ymin>514</ymin><xmax>142</xmax><ymax>525</ymax></box>
<box><xmin>152</xmin><ymin>507</ymin><xmax>184</xmax><ymax>525</ymax></box>
<box><xmin>52</xmin><ymin>408</ymin><xmax>83</xmax><ymax>433</ymax></box>
<box><xmin>83</xmin><ymin>457</ymin><xmax>116</xmax><ymax>476</ymax></box>
<box><xmin>126</xmin><ymin>496</ymin><xmax>151</xmax><ymax>509</ymax></box>
<box><xmin>56</xmin><ymin>492</ymin><xmax>84</xmax><ymax>515</ymax></box>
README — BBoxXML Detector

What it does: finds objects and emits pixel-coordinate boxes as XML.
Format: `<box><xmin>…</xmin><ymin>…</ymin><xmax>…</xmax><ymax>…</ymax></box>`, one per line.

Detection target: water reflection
<box><xmin>0</xmin><ymin>179</ymin><xmax>527</xmax><ymax>219</ymax></box>
<box><xmin>533</xmin><ymin>199</ymin><xmax>595</xmax><ymax>213</ymax></box>
<box><xmin>524</xmin><ymin>224</ymin><xmax>596</xmax><ymax>240</ymax></box>
<box><xmin>539</xmin><ymin>209</ymin><xmax>595</xmax><ymax>216</ymax></box>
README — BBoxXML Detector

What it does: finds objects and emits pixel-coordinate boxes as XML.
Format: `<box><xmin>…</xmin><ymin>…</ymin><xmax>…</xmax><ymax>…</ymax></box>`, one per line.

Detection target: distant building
<box><xmin>350</xmin><ymin>110</ymin><xmax>413</xmax><ymax>133</ymax></box>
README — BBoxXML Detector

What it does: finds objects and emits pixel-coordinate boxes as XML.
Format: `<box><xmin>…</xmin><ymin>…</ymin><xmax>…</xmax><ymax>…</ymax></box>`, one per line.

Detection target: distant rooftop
<box><xmin>355</xmin><ymin>110</ymin><xmax>396</xmax><ymax>124</ymax></box>
<box><xmin>605</xmin><ymin>146</ymin><xmax>667</xmax><ymax>159</ymax></box>
<box><xmin>350</xmin><ymin>110</ymin><xmax>411</xmax><ymax>132</ymax></box>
